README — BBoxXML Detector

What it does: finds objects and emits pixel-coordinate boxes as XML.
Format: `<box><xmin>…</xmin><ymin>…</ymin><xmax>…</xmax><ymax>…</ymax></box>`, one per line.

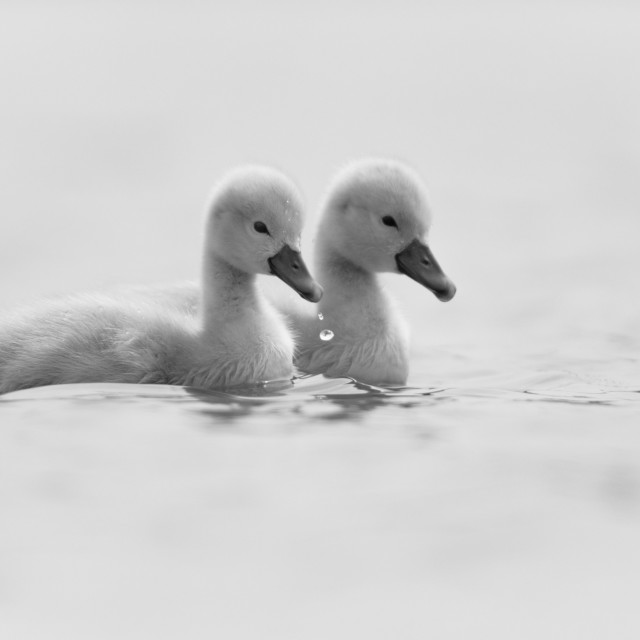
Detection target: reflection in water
<box><xmin>182</xmin><ymin>375</ymin><xmax>452</xmax><ymax>426</ymax></box>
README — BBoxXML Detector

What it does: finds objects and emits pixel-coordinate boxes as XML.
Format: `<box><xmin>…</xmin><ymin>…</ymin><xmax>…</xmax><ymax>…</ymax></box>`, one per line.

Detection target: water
<box><xmin>1</xmin><ymin>339</ymin><xmax>639</xmax><ymax>639</ymax></box>
<box><xmin>1</xmin><ymin>1</ymin><xmax>640</xmax><ymax>638</ymax></box>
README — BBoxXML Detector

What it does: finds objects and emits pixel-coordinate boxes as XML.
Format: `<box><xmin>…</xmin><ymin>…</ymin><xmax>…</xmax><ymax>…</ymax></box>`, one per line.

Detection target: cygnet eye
<box><xmin>382</xmin><ymin>215</ymin><xmax>398</xmax><ymax>228</ymax></box>
<box><xmin>253</xmin><ymin>221</ymin><xmax>270</xmax><ymax>235</ymax></box>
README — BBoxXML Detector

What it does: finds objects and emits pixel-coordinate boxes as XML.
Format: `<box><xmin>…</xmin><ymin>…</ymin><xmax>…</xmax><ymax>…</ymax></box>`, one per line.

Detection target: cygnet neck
<box><xmin>201</xmin><ymin>251</ymin><xmax>259</xmax><ymax>334</ymax></box>
<box><xmin>315</xmin><ymin>246</ymin><xmax>382</xmax><ymax>311</ymax></box>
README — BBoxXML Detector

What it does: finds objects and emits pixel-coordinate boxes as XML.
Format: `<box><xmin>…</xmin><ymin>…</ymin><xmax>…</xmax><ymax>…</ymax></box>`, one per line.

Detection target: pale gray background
<box><xmin>1</xmin><ymin>0</ymin><xmax>638</xmax><ymax>353</ymax></box>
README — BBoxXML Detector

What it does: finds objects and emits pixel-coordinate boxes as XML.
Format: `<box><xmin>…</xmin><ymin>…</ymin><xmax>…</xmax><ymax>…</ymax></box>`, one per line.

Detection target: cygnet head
<box><xmin>318</xmin><ymin>158</ymin><xmax>456</xmax><ymax>301</ymax></box>
<box><xmin>206</xmin><ymin>165</ymin><xmax>323</xmax><ymax>302</ymax></box>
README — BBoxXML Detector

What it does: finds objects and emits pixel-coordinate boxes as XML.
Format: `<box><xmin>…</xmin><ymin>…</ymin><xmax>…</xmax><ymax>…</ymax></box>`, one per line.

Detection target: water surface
<box><xmin>1</xmin><ymin>349</ymin><xmax>639</xmax><ymax>639</ymax></box>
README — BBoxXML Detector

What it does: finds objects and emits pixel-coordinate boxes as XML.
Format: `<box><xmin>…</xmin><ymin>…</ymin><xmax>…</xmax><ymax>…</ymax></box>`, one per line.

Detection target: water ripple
<box><xmin>1</xmin><ymin>367</ymin><xmax>638</xmax><ymax>431</ymax></box>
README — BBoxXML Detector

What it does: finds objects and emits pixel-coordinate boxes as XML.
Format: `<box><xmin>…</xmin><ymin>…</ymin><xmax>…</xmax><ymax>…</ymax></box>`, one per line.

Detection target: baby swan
<box><xmin>0</xmin><ymin>166</ymin><xmax>322</xmax><ymax>394</ymax></box>
<box><xmin>278</xmin><ymin>159</ymin><xmax>456</xmax><ymax>386</ymax></box>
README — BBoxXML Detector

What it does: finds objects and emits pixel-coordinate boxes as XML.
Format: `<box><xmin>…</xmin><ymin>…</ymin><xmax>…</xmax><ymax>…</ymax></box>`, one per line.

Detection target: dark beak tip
<box><xmin>300</xmin><ymin>284</ymin><xmax>324</xmax><ymax>303</ymax></box>
<box><xmin>269</xmin><ymin>246</ymin><xmax>323</xmax><ymax>303</ymax></box>
<box><xmin>434</xmin><ymin>282</ymin><xmax>456</xmax><ymax>302</ymax></box>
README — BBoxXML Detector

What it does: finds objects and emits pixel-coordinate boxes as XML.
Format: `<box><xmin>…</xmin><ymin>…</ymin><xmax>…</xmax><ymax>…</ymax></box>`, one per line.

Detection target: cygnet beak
<box><xmin>268</xmin><ymin>245</ymin><xmax>324</xmax><ymax>303</ymax></box>
<box><xmin>395</xmin><ymin>239</ymin><xmax>456</xmax><ymax>301</ymax></box>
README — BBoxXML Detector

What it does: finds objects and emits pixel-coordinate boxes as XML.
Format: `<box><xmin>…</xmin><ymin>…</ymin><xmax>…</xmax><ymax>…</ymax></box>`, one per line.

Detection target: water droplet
<box><xmin>317</xmin><ymin>313</ymin><xmax>324</xmax><ymax>321</ymax></box>
<box><xmin>319</xmin><ymin>329</ymin><xmax>334</xmax><ymax>341</ymax></box>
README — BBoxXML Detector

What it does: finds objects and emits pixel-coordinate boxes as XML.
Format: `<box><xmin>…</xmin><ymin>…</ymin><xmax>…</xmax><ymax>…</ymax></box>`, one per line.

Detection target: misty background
<box><xmin>1</xmin><ymin>0</ymin><xmax>638</xmax><ymax>358</ymax></box>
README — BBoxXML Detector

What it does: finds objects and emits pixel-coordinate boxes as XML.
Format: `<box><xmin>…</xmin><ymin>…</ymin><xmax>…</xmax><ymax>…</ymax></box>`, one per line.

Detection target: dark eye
<box><xmin>253</xmin><ymin>221</ymin><xmax>270</xmax><ymax>234</ymax></box>
<box><xmin>382</xmin><ymin>215</ymin><xmax>398</xmax><ymax>228</ymax></box>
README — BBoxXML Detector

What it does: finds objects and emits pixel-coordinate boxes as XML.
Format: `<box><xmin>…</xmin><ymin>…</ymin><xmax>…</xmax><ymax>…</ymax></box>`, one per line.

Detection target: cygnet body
<box><xmin>274</xmin><ymin>159</ymin><xmax>456</xmax><ymax>386</ymax></box>
<box><xmin>0</xmin><ymin>166</ymin><xmax>322</xmax><ymax>394</ymax></box>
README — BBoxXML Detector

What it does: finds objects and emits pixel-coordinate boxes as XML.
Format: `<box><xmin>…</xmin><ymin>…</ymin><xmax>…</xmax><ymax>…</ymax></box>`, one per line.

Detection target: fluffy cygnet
<box><xmin>273</xmin><ymin>158</ymin><xmax>456</xmax><ymax>386</ymax></box>
<box><xmin>0</xmin><ymin>166</ymin><xmax>322</xmax><ymax>394</ymax></box>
